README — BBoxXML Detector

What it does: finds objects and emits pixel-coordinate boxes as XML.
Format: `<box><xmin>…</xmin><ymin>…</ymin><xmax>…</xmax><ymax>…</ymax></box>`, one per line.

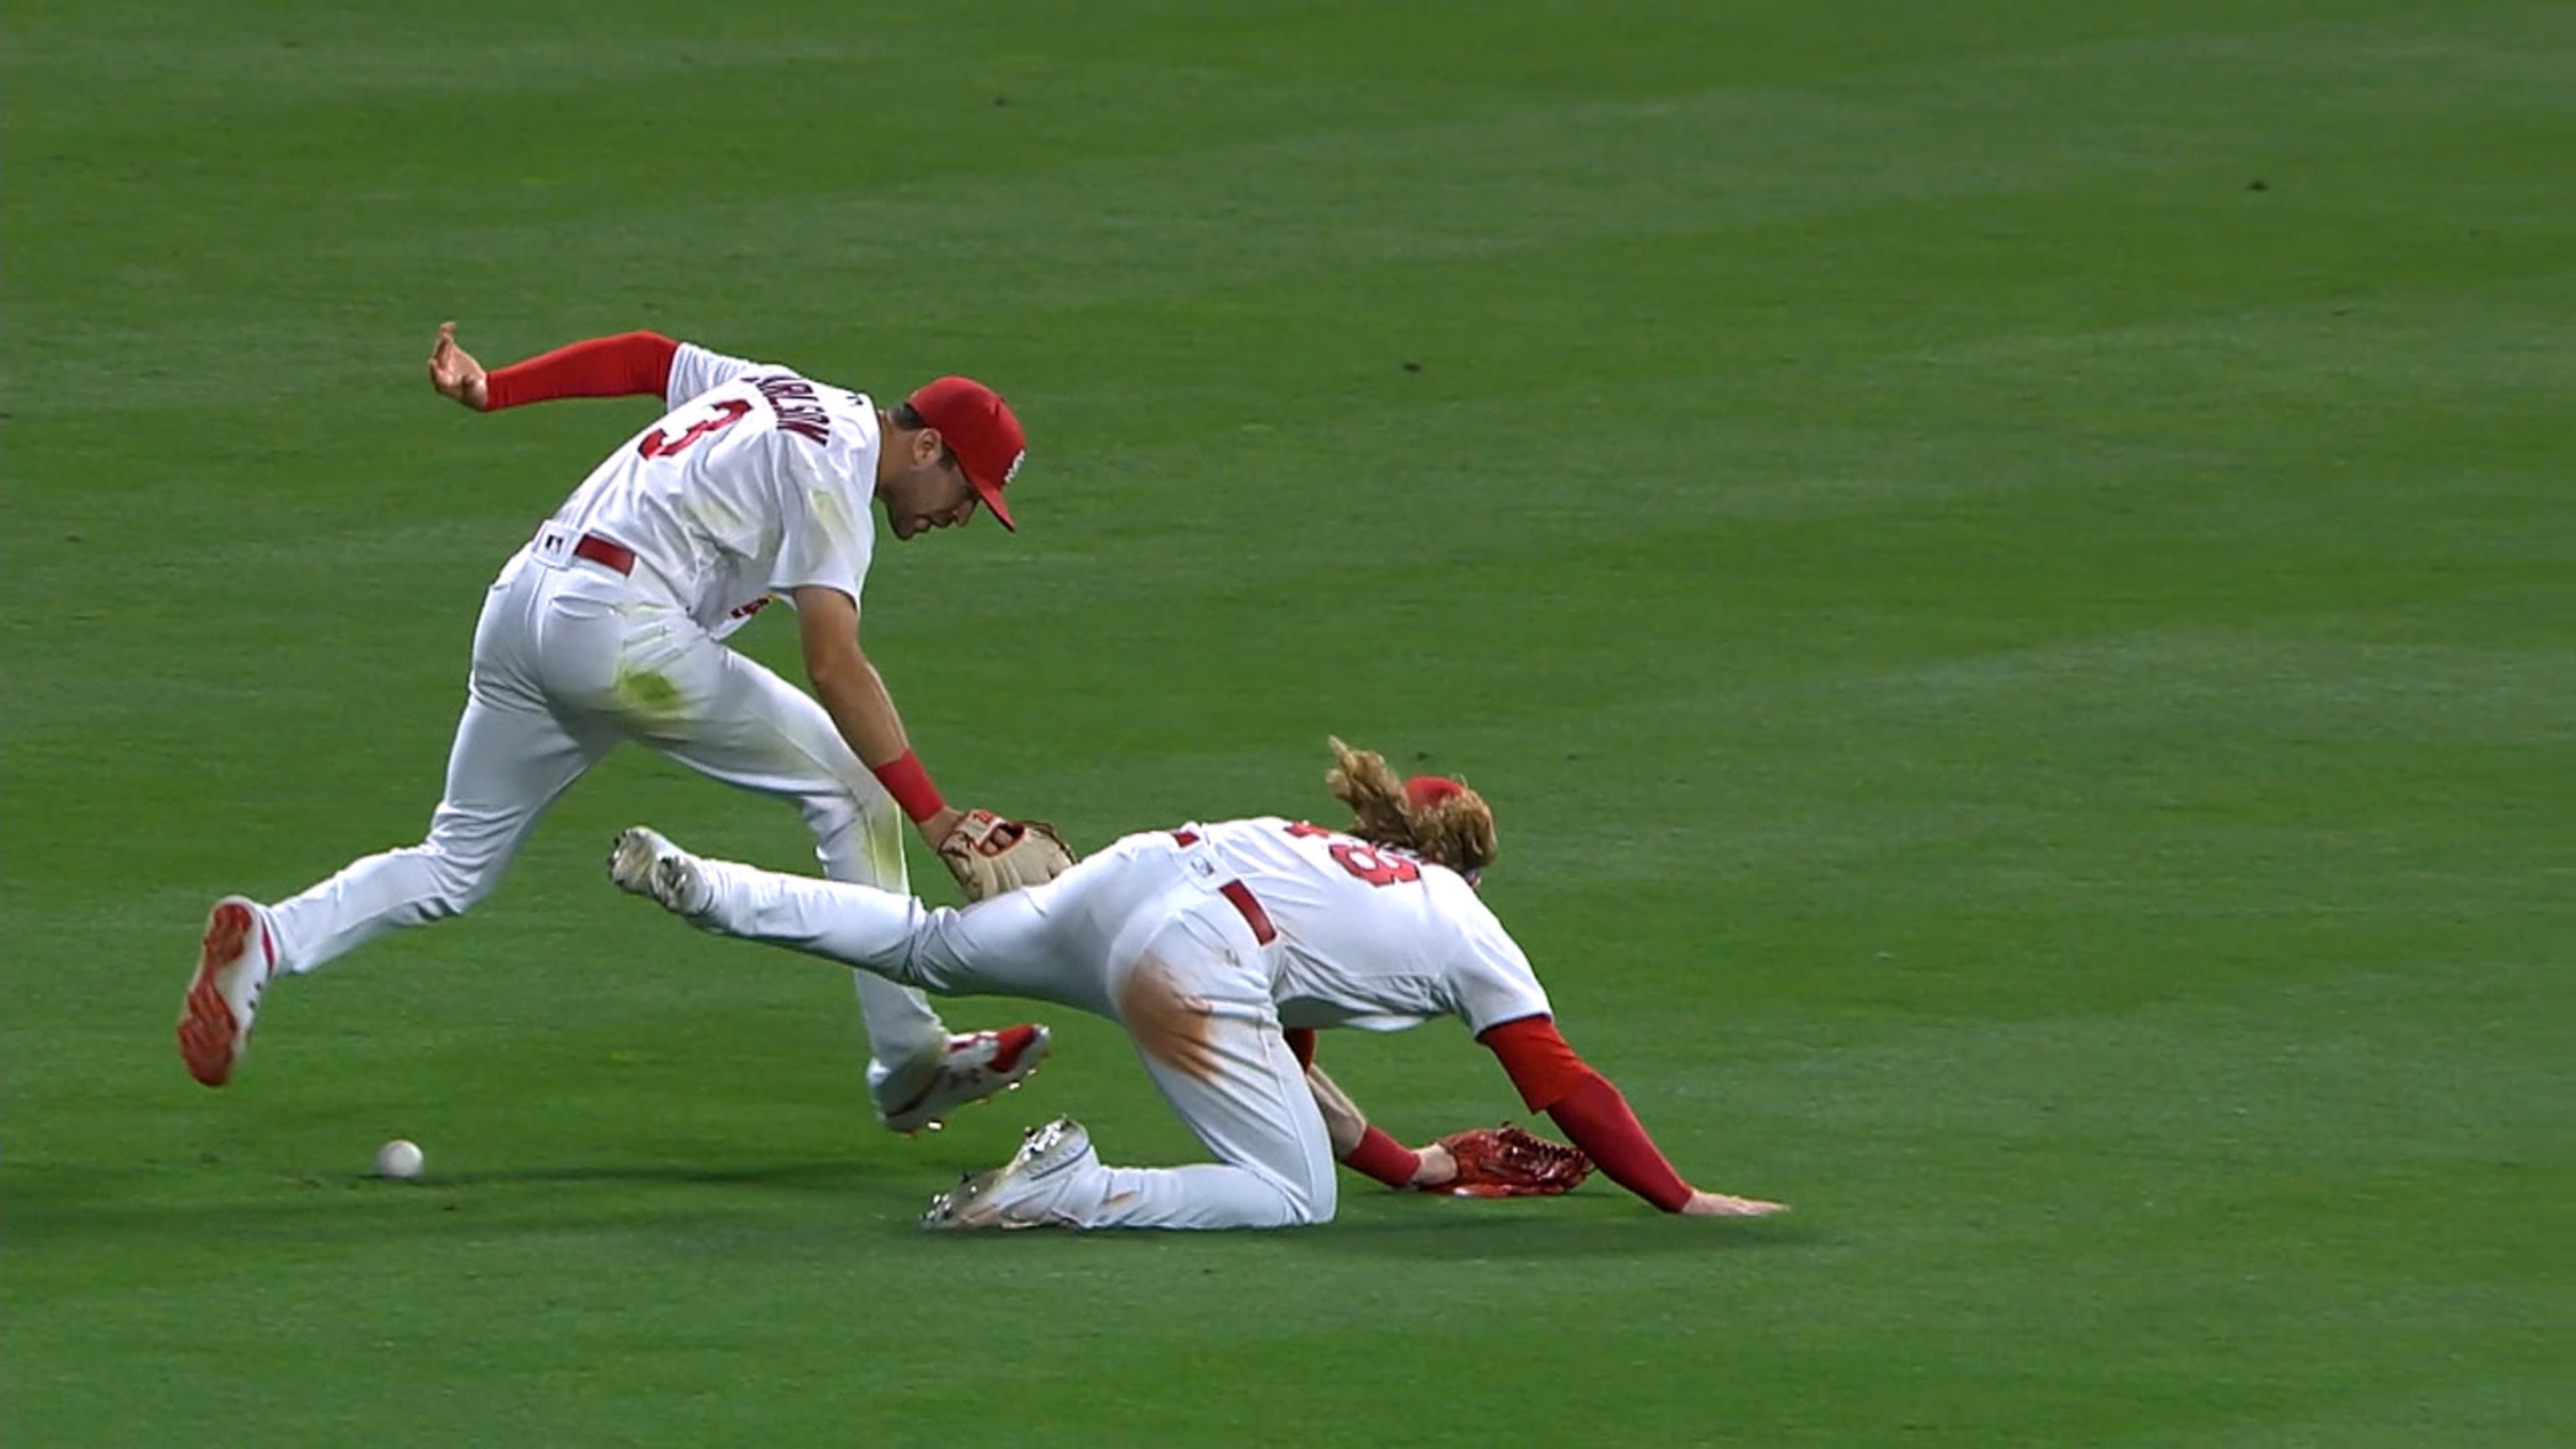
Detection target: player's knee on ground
<box><xmin>1101</xmin><ymin>1159</ymin><xmax>1334</xmax><ymax>1231</ymax></box>
<box><xmin>1233</xmin><ymin>1150</ymin><xmax>1338</xmax><ymax>1228</ymax></box>
<box><xmin>1259</xmin><ymin>1166</ymin><xmax>1338</xmax><ymax>1228</ymax></box>
<box><xmin>1285</xmin><ymin>1170</ymin><xmax>1337</xmax><ymax>1227</ymax></box>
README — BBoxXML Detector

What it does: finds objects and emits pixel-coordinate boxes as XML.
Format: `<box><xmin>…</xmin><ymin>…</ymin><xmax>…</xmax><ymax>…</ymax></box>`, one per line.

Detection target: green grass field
<box><xmin>5</xmin><ymin>2</ymin><xmax>2569</xmax><ymax>1443</ymax></box>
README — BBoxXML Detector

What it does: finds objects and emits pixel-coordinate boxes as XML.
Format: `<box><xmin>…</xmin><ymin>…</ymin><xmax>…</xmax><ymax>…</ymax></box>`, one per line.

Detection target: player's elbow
<box><xmin>798</xmin><ymin>628</ymin><xmax>875</xmax><ymax>700</ymax></box>
<box><xmin>801</xmin><ymin>651</ymin><xmax>867</xmax><ymax>700</ymax></box>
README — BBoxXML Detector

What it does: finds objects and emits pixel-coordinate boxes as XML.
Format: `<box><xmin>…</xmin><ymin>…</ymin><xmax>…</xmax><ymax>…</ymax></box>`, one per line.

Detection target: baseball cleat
<box><xmin>608</xmin><ymin>826</ymin><xmax>714</xmax><ymax>917</ymax></box>
<box><xmin>880</xmin><ymin>1024</ymin><xmax>1052</xmax><ymax>1135</ymax></box>
<box><xmin>176</xmin><ymin>896</ymin><xmax>280</xmax><ymax>1087</ymax></box>
<box><xmin>921</xmin><ymin>1116</ymin><xmax>1095</xmax><ymax>1231</ymax></box>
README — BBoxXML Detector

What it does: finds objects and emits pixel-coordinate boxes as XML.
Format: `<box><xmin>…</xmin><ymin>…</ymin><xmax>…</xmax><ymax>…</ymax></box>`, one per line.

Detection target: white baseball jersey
<box><xmin>1187</xmin><ymin>816</ymin><xmax>1552</xmax><ymax>1036</ymax></box>
<box><xmin>541</xmin><ymin>343</ymin><xmax>880</xmax><ymax>637</ymax></box>
<box><xmin>674</xmin><ymin>814</ymin><xmax>1553</xmax><ymax>1228</ymax></box>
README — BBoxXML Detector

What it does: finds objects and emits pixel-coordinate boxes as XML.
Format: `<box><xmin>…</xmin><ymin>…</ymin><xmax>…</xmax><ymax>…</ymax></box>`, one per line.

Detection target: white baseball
<box><xmin>375</xmin><ymin>1138</ymin><xmax>425</xmax><ymax>1180</ymax></box>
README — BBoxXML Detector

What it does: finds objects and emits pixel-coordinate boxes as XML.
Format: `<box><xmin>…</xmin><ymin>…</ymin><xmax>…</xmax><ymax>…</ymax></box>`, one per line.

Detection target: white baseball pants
<box><xmin>261</xmin><ymin>536</ymin><xmax>951</xmax><ymax>1095</ymax></box>
<box><xmin>686</xmin><ymin>832</ymin><xmax>1338</xmax><ymax>1230</ymax></box>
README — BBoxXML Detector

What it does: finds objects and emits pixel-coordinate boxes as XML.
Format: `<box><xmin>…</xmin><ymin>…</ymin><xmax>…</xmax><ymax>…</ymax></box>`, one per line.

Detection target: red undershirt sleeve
<box><xmin>482</xmin><ymin>331</ymin><xmax>680</xmax><ymax>411</ymax></box>
<box><xmin>1479</xmin><ymin>1015</ymin><xmax>1695</xmax><ymax>1213</ymax></box>
<box><xmin>1546</xmin><ymin>1076</ymin><xmax>1693</xmax><ymax>1213</ymax></box>
<box><xmin>1477</xmin><ymin>1015</ymin><xmax>1590</xmax><ymax>1111</ymax></box>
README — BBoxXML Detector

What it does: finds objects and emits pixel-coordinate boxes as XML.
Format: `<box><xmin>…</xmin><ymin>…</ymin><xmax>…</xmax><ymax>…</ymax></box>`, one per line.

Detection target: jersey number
<box><xmin>1285</xmin><ymin>822</ymin><xmax>1422</xmax><ymax>886</ymax></box>
<box><xmin>638</xmin><ymin>397</ymin><xmax>753</xmax><ymax>460</ymax></box>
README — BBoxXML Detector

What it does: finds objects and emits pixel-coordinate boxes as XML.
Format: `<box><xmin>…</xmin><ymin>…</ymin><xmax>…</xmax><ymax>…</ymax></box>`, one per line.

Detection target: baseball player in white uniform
<box><xmin>609</xmin><ymin>740</ymin><xmax>1789</xmax><ymax>1229</ymax></box>
<box><xmin>177</xmin><ymin>324</ymin><xmax>1060</xmax><ymax>1133</ymax></box>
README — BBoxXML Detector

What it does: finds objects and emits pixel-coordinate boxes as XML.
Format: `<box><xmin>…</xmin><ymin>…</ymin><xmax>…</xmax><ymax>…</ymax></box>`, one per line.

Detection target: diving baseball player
<box><xmin>610</xmin><ymin>739</ymin><xmax>1789</xmax><ymax>1228</ymax></box>
<box><xmin>177</xmin><ymin>324</ymin><xmax>1072</xmax><ymax>1133</ymax></box>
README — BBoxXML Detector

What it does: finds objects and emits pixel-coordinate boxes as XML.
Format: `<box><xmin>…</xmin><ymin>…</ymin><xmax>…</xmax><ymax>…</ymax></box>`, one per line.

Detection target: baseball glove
<box><xmin>1434</xmin><ymin>1124</ymin><xmax>1592</xmax><ymax>1197</ymax></box>
<box><xmin>937</xmin><ymin>808</ymin><xmax>1077</xmax><ymax>901</ymax></box>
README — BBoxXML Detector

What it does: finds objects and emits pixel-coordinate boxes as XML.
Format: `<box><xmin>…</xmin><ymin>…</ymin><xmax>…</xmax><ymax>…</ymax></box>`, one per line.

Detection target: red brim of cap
<box><xmin>969</xmin><ymin>474</ymin><xmax>1016</xmax><ymax>532</ymax></box>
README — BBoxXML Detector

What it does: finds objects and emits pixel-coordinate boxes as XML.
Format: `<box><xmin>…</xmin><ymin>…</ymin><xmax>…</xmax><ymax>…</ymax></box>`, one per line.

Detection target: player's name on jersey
<box><xmin>748</xmin><ymin>372</ymin><xmax>833</xmax><ymax>444</ymax></box>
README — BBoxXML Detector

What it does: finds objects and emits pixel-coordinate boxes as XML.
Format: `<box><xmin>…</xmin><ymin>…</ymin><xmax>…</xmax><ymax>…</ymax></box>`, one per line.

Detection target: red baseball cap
<box><xmin>906</xmin><ymin>376</ymin><xmax>1026</xmax><ymax>531</ymax></box>
<box><xmin>1405</xmin><ymin>776</ymin><xmax>1467</xmax><ymax>810</ymax></box>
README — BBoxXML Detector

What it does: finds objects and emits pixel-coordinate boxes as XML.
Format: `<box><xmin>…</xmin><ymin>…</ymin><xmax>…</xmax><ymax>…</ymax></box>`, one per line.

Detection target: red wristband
<box><xmin>870</xmin><ymin>750</ymin><xmax>947</xmax><ymax>823</ymax></box>
<box><xmin>1341</xmin><ymin>1126</ymin><xmax>1423</xmax><ymax>1189</ymax></box>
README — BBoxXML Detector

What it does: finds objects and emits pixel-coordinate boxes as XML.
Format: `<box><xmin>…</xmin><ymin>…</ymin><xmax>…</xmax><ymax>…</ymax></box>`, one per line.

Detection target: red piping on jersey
<box><xmin>484</xmin><ymin>331</ymin><xmax>680</xmax><ymax>411</ymax></box>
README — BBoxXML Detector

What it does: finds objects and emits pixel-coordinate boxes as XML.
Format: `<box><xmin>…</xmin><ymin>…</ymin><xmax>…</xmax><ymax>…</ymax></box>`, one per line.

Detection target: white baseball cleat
<box><xmin>608</xmin><ymin>826</ymin><xmax>714</xmax><ymax>917</ymax></box>
<box><xmin>921</xmin><ymin>1116</ymin><xmax>1095</xmax><ymax>1231</ymax></box>
<box><xmin>879</xmin><ymin>1024</ymin><xmax>1052</xmax><ymax>1135</ymax></box>
<box><xmin>176</xmin><ymin>896</ymin><xmax>280</xmax><ymax>1087</ymax></box>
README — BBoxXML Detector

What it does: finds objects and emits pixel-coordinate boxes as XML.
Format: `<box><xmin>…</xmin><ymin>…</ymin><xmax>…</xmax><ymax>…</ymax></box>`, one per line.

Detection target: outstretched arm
<box><xmin>427</xmin><ymin>322</ymin><xmax>680</xmax><ymax>412</ymax></box>
<box><xmin>1479</xmin><ymin>1015</ymin><xmax>1785</xmax><ymax>1218</ymax></box>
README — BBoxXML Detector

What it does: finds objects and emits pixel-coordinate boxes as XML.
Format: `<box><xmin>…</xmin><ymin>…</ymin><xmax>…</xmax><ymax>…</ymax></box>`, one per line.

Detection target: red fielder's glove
<box><xmin>1433</xmin><ymin>1124</ymin><xmax>1592</xmax><ymax>1197</ymax></box>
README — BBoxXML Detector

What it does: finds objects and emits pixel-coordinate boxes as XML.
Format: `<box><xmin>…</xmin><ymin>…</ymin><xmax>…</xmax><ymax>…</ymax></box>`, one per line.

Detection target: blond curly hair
<box><xmin>1324</xmin><ymin>736</ymin><xmax>1498</xmax><ymax>877</ymax></box>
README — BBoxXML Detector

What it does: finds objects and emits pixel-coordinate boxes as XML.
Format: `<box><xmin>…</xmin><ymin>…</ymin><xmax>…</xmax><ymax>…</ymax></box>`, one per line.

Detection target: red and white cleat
<box><xmin>176</xmin><ymin>896</ymin><xmax>279</xmax><ymax>1087</ymax></box>
<box><xmin>879</xmin><ymin>1024</ymin><xmax>1051</xmax><ymax>1135</ymax></box>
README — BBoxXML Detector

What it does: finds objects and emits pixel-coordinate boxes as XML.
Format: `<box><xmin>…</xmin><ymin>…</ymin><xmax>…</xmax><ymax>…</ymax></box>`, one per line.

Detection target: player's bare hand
<box><xmin>1680</xmin><ymin>1189</ymin><xmax>1788</xmax><ymax>1218</ymax></box>
<box><xmin>1409</xmin><ymin>1142</ymin><xmax>1458</xmax><ymax>1189</ymax></box>
<box><xmin>917</xmin><ymin>805</ymin><xmax>966</xmax><ymax>846</ymax></box>
<box><xmin>428</xmin><ymin>321</ymin><xmax>489</xmax><ymax>411</ymax></box>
